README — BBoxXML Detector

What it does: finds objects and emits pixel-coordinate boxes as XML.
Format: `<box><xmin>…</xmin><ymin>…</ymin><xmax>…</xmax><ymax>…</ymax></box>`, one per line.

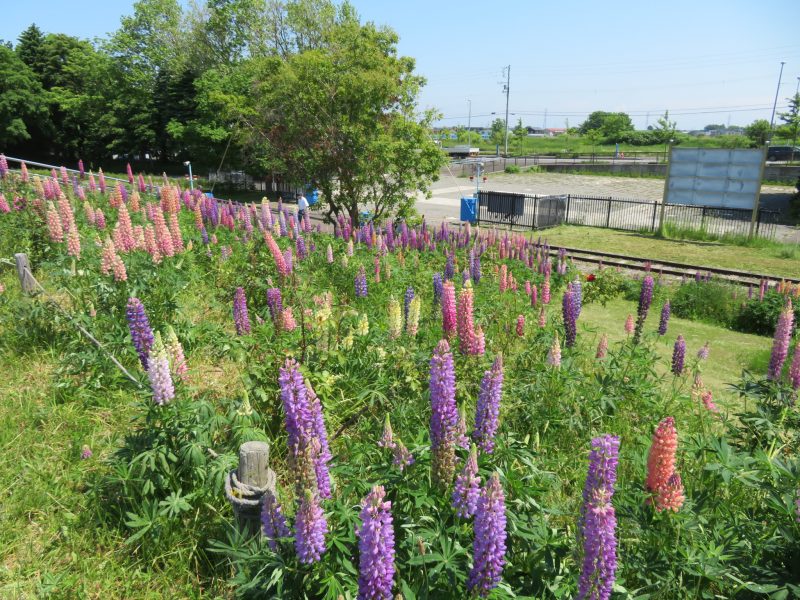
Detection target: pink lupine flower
<box><xmin>499</xmin><ymin>264</ymin><xmax>508</xmax><ymax>293</ymax></box>
<box><xmin>168</xmin><ymin>212</ymin><xmax>184</xmax><ymax>252</ymax></box>
<box><xmin>126</xmin><ymin>163</ymin><xmax>134</xmax><ymax>184</ymax></box>
<box><xmin>46</xmin><ymin>203</ymin><xmax>64</xmax><ymax>241</ymax></box>
<box><xmin>66</xmin><ymin>225</ymin><xmax>81</xmax><ymax>259</ymax></box>
<box><xmin>596</xmin><ymin>334</ymin><xmax>608</xmax><ymax>359</ymax></box>
<box><xmin>282</xmin><ymin>308</ymin><xmax>297</xmax><ymax>331</ymax></box>
<box><xmin>546</xmin><ymin>334</ymin><xmax>561</xmax><ymax>367</ymax></box>
<box><xmin>0</xmin><ymin>194</ymin><xmax>9</xmax><ymax>213</ymax></box>
<box><xmin>700</xmin><ymin>390</ymin><xmax>718</xmax><ymax>412</ymax></box>
<box><xmin>789</xmin><ymin>341</ymin><xmax>800</xmax><ymax>390</ymax></box>
<box><xmin>442</xmin><ymin>281</ymin><xmax>457</xmax><ymax>338</ymax></box>
<box><xmin>646</xmin><ymin>417</ymin><xmax>685</xmax><ymax>512</ymax></box>
<box><xmin>457</xmin><ymin>283</ymin><xmax>476</xmax><ymax>353</ymax></box>
<box><xmin>516</xmin><ymin>315</ymin><xmax>525</xmax><ymax>337</ymax></box>
<box><xmin>538</xmin><ymin>306</ymin><xmax>546</xmax><ymax>328</ymax></box>
<box><xmin>116</xmin><ymin>204</ymin><xmax>135</xmax><ymax>252</ymax></box>
<box><xmin>624</xmin><ymin>314</ymin><xmax>635</xmax><ymax>335</ymax></box>
<box><xmin>542</xmin><ymin>274</ymin><xmax>551</xmax><ymax>304</ymax></box>
<box><xmin>767</xmin><ymin>300</ymin><xmax>794</xmax><ymax>381</ymax></box>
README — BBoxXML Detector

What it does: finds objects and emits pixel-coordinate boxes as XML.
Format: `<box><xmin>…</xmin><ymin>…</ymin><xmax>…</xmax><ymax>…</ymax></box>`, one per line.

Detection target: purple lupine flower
<box><xmin>296</xmin><ymin>235</ymin><xmax>307</xmax><ymax>260</ymax></box>
<box><xmin>444</xmin><ymin>252</ymin><xmax>455</xmax><ymax>281</ymax></box>
<box><xmin>283</xmin><ymin>248</ymin><xmax>293</xmax><ymax>273</ymax></box>
<box><xmin>378</xmin><ymin>415</ymin><xmax>396</xmax><ymax>449</ymax></box>
<box><xmin>355</xmin><ymin>266</ymin><xmax>368</xmax><ymax>298</ymax></box>
<box><xmin>147</xmin><ymin>333</ymin><xmax>175</xmax><ymax>405</ymax></box>
<box><xmin>430</xmin><ymin>339</ymin><xmax>458</xmax><ymax>486</ymax></box>
<box><xmin>433</xmin><ymin>272</ymin><xmax>444</xmax><ymax>306</ymax></box>
<box><xmin>473</xmin><ymin>355</ymin><xmax>504</xmax><ymax>454</ymax></box>
<box><xmin>472</xmin><ymin>253</ymin><xmax>482</xmax><ymax>284</ymax></box>
<box><xmin>357</xmin><ymin>485</ymin><xmax>395</xmax><ymax>600</ymax></box>
<box><xmin>657</xmin><ymin>301</ymin><xmax>671</xmax><ymax>336</ymax></box>
<box><xmin>767</xmin><ymin>300</ymin><xmax>794</xmax><ymax>381</ymax></box>
<box><xmin>789</xmin><ymin>341</ymin><xmax>800</xmax><ymax>391</ymax></box>
<box><xmin>634</xmin><ymin>275</ymin><xmax>655</xmax><ymax>343</ymax></box>
<box><xmin>456</xmin><ymin>408</ymin><xmax>470</xmax><ymax>450</ymax></box>
<box><xmin>201</xmin><ymin>227</ymin><xmax>209</xmax><ymax>245</ymax></box>
<box><xmin>467</xmin><ymin>473</ymin><xmax>507</xmax><ymax>597</ymax></box>
<box><xmin>572</xmin><ymin>278</ymin><xmax>583</xmax><ymax>319</ymax></box>
<box><xmin>80</xmin><ymin>444</ymin><xmax>92</xmax><ymax>459</ymax></box>
<box><xmin>306</xmin><ymin>379</ymin><xmax>332</xmax><ymax>499</ymax></box>
<box><xmin>577</xmin><ymin>435</ymin><xmax>619</xmax><ymax>600</ymax></box>
<box><xmin>232</xmin><ymin>287</ymin><xmax>251</xmax><ymax>335</ymax></box>
<box><xmin>126</xmin><ymin>297</ymin><xmax>154</xmax><ymax>369</ymax></box>
<box><xmin>279</xmin><ymin>360</ymin><xmax>331</xmax><ymax>498</ymax></box>
<box><xmin>78</xmin><ymin>159</ymin><xmax>85</xmax><ymax>178</ymax></box>
<box><xmin>266</xmin><ymin>287</ymin><xmax>283</xmax><ymax>326</ymax></box>
<box><xmin>392</xmin><ymin>441</ymin><xmax>415</xmax><ymax>470</ymax></box>
<box><xmin>696</xmin><ymin>342</ymin><xmax>710</xmax><ymax>360</ymax></box>
<box><xmin>261</xmin><ymin>490</ymin><xmax>290</xmax><ymax>550</ymax></box>
<box><xmin>452</xmin><ymin>444</ymin><xmax>481</xmax><ymax>518</ymax></box>
<box><xmin>563</xmin><ymin>288</ymin><xmax>578</xmax><ymax>348</ymax></box>
<box><xmin>404</xmin><ymin>286</ymin><xmax>415</xmax><ymax>326</ymax></box>
<box><xmin>671</xmin><ymin>335</ymin><xmax>686</xmax><ymax>376</ymax></box>
<box><xmin>295</xmin><ymin>489</ymin><xmax>327</xmax><ymax>564</ymax></box>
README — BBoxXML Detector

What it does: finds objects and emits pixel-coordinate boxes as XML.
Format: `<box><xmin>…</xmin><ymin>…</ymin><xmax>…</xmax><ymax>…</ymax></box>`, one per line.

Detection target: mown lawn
<box><xmin>578</xmin><ymin>297</ymin><xmax>771</xmax><ymax>412</ymax></box>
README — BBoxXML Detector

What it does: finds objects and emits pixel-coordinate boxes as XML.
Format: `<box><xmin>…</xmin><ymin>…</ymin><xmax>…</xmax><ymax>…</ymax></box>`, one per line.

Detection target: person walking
<box><xmin>297</xmin><ymin>192</ymin><xmax>309</xmax><ymax>221</ymax></box>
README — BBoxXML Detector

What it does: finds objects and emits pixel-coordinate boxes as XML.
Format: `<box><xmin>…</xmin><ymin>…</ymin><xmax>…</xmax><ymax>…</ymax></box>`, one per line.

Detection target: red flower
<box><xmin>586</xmin><ymin>273</ymin><xmax>596</xmax><ymax>282</ymax></box>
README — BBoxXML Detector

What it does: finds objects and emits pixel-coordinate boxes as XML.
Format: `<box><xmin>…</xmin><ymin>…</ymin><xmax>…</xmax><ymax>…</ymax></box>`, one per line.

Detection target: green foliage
<box><xmin>503</xmin><ymin>164</ymin><xmax>520</xmax><ymax>174</ymax></box>
<box><xmin>582</xmin><ymin>268</ymin><xmax>627</xmax><ymax>306</ymax></box>
<box><xmin>745</xmin><ymin>119</ymin><xmax>771</xmax><ymax>145</ymax></box>
<box><xmin>670</xmin><ymin>280</ymin><xmax>739</xmax><ymax>326</ymax></box>
<box><xmin>0</xmin><ymin>45</ymin><xmax>48</xmax><ymax>146</ymax></box>
<box><xmin>579</xmin><ymin>110</ymin><xmax>634</xmax><ymax>142</ymax></box>
<box><xmin>736</xmin><ymin>290</ymin><xmax>800</xmax><ymax>336</ymax></box>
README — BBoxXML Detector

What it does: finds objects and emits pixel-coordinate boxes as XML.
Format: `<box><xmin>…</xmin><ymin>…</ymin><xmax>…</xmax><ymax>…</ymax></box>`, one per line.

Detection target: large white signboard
<box><xmin>664</xmin><ymin>147</ymin><xmax>765</xmax><ymax>210</ymax></box>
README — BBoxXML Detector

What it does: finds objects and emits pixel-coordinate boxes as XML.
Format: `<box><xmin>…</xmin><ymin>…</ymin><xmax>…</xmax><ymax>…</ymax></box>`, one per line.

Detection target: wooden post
<box><xmin>234</xmin><ymin>441</ymin><xmax>276</xmax><ymax>535</ymax></box>
<box><xmin>748</xmin><ymin>147</ymin><xmax>768</xmax><ymax>239</ymax></box>
<box><xmin>657</xmin><ymin>144</ymin><xmax>674</xmax><ymax>235</ymax></box>
<box><xmin>14</xmin><ymin>253</ymin><xmax>36</xmax><ymax>294</ymax></box>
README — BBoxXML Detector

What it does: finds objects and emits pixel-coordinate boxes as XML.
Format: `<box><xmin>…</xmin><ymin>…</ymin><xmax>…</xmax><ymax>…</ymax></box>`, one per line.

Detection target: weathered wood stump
<box><xmin>14</xmin><ymin>253</ymin><xmax>36</xmax><ymax>294</ymax></box>
<box><xmin>225</xmin><ymin>441</ymin><xmax>277</xmax><ymax>536</ymax></box>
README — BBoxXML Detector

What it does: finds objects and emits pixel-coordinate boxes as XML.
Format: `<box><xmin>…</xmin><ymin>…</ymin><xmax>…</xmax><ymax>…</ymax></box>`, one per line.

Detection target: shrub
<box><xmin>735</xmin><ymin>290</ymin><xmax>800</xmax><ymax>336</ymax></box>
<box><xmin>504</xmin><ymin>165</ymin><xmax>520</xmax><ymax>174</ymax></box>
<box><xmin>582</xmin><ymin>268</ymin><xmax>626</xmax><ymax>306</ymax></box>
<box><xmin>670</xmin><ymin>280</ymin><xmax>738</xmax><ymax>326</ymax></box>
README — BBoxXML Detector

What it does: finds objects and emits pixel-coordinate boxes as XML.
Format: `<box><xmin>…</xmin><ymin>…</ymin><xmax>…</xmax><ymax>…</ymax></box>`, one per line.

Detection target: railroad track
<box><xmin>549</xmin><ymin>245</ymin><xmax>800</xmax><ymax>286</ymax></box>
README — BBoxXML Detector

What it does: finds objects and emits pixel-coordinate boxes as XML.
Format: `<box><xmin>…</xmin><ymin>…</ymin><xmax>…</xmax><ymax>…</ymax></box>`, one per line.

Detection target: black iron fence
<box><xmin>476</xmin><ymin>191</ymin><xmax>780</xmax><ymax>239</ymax></box>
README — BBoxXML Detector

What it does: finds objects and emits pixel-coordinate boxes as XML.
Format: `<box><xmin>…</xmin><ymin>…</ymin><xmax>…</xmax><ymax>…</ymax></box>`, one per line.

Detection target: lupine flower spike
<box><xmin>672</xmin><ymin>335</ymin><xmax>686</xmax><ymax>376</ymax></box>
<box><xmin>467</xmin><ymin>473</ymin><xmax>507</xmax><ymax>597</ymax></box>
<box><xmin>646</xmin><ymin>417</ymin><xmax>685</xmax><ymax>512</ymax></box>
<box><xmin>452</xmin><ymin>444</ymin><xmax>481</xmax><ymax>518</ymax></box>
<box><xmin>357</xmin><ymin>485</ymin><xmax>395</xmax><ymax>600</ymax></box>
<box><xmin>577</xmin><ymin>435</ymin><xmax>619</xmax><ymax>600</ymax></box>
<box><xmin>767</xmin><ymin>299</ymin><xmax>794</xmax><ymax>380</ymax></box>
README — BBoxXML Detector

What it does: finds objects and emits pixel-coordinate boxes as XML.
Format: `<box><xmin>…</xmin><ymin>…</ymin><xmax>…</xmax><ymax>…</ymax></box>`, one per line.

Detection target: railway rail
<box><xmin>548</xmin><ymin>245</ymin><xmax>800</xmax><ymax>286</ymax></box>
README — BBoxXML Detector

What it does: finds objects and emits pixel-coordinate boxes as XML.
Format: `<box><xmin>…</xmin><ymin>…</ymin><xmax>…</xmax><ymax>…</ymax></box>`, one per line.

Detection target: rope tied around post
<box><xmin>225</xmin><ymin>441</ymin><xmax>276</xmax><ymax>535</ymax></box>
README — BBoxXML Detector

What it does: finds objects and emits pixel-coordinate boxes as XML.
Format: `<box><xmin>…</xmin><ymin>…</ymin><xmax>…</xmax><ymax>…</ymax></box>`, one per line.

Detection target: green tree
<box><xmin>579</xmin><ymin>111</ymin><xmax>633</xmax><ymax>142</ymax></box>
<box><xmin>778</xmin><ymin>93</ymin><xmax>800</xmax><ymax>150</ymax></box>
<box><xmin>489</xmin><ymin>118</ymin><xmax>506</xmax><ymax>148</ymax></box>
<box><xmin>745</xmin><ymin>119</ymin><xmax>771</xmax><ymax>145</ymax></box>
<box><xmin>651</xmin><ymin>110</ymin><xmax>677</xmax><ymax>144</ymax></box>
<box><xmin>16</xmin><ymin>24</ymin><xmax>46</xmax><ymax>76</ymax></box>
<box><xmin>0</xmin><ymin>46</ymin><xmax>48</xmax><ymax>147</ymax></box>
<box><xmin>212</xmin><ymin>7</ymin><xmax>445</xmax><ymax>224</ymax></box>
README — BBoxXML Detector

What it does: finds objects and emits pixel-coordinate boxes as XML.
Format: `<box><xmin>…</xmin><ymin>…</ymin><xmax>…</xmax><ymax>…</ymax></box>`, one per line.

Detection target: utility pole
<box><xmin>768</xmin><ymin>61</ymin><xmax>785</xmax><ymax>144</ymax></box>
<box><xmin>792</xmin><ymin>77</ymin><xmax>800</xmax><ymax>163</ymax></box>
<box><xmin>467</xmin><ymin>98</ymin><xmax>472</xmax><ymax>147</ymax></box>
<box><xmin>503</xmin><ymin>65</ymin><xmax>511</xmax><ymax>156</ymax></box>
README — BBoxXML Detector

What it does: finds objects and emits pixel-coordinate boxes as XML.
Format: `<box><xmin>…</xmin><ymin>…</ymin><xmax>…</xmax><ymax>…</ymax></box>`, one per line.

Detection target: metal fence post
<box><xmin>651</xmin><ymin>201</ymin><xmax>658</xmax><ymax>231</ymax></box>
<box><xmin>532</xmin><ymin>196</ymin><xmax>538</xmax><ymax>230</ymax></box>
<box><xmin>605</xmin><ymin>199</ymin><xmax>612</xmax><ymax>228</ymax></box>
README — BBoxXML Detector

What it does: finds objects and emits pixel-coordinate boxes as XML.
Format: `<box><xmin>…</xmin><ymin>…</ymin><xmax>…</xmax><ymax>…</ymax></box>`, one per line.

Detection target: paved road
<box><xmin>416</xmin><ymin>172</ymin><xmax>799</xmax><ymax>242</ymax></box>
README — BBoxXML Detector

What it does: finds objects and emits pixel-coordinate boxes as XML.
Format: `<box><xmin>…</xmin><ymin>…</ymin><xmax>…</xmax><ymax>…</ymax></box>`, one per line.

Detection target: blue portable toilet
<box><xmin>205</xmin><ymin>192</ymin><xmax>214</xmax><ymax>199</ymax></box>
<box><xmin>460</xmin><ymin>196</ymin><xmax>477</xmax><ymax>224</ymax></box>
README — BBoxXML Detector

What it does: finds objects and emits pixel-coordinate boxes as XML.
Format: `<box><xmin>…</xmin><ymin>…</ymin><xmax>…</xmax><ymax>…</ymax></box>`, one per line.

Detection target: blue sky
<box><xmin>3</xmin><ymin>0</ymin><xmax>799</xmax><ymax>130</ymax></box>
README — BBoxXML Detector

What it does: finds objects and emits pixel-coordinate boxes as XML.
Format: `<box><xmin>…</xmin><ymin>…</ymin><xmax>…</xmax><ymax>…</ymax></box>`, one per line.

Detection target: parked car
<box><xmin>766</xmin><ymin>145</ymin><xmax>800</xmax><ymax>161</ymax></box>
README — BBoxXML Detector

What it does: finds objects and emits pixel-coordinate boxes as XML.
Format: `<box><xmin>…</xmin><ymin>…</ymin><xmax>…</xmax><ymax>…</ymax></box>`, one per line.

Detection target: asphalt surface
<box><xmin>415</xmin><ymin>172</ymin><xmax>799</xmax><ymax>242</ymax></box>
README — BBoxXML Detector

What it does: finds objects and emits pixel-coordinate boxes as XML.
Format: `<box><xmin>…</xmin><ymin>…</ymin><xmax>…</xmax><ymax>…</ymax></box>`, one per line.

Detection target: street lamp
<box><xmin>768</xmin><ymin>61</ymin><xmax>786</xmax><ymax>145</ymax></box>
<box><xmin>183</xmin><ymin>160</ymin><xmax>193</xmax><ymax>191</ymax></box>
